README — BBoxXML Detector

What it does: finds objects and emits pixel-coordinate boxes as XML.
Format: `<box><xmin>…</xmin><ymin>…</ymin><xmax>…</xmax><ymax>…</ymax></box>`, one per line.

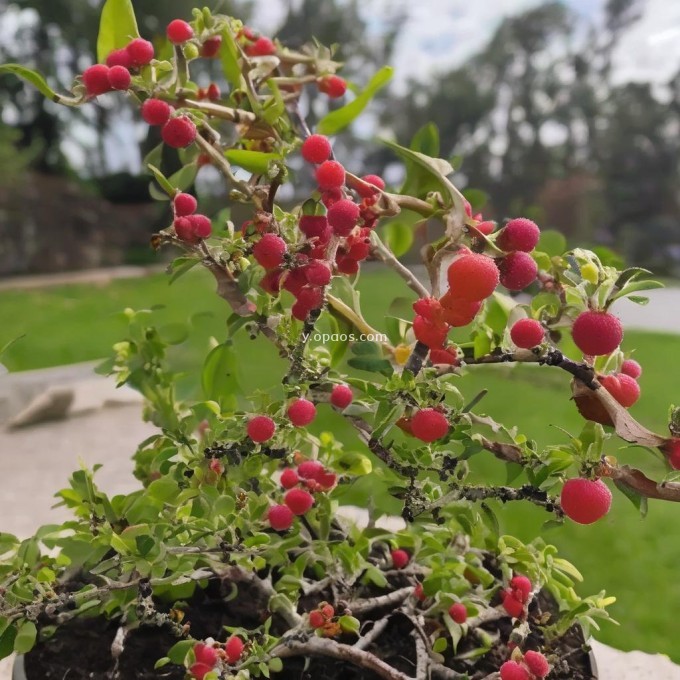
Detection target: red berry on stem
<box><xmin>357</xmin><ymin>174</ymin><xmax>385</xmax><ymax>197</ymax></box>
<box><xmin>225</xmin><ymin>635</ymin><xmax>245</xmax><ymax>664</ymax></box>
<box><xmin>188</xmin><ymin>214</ymin><xmax>211</xmax><ymax>239</ymax></box>
<box><xmin>190</xmin><ymin>662</ymin><xmax>214</xmax><ymax>680</ymax></box>
<box><xmin>449</xmin><ymin>603</ymin><xmax>467</xmax><ymax>624</ymax></box>
<box><xmin>141</xmin><ymin>98</ymin><xmax>172</xmax><ymax>126</ymax></box>
<box><xmin>439</xmin><ymin>294</ymin><xmax>482</xmax><ymax>327</ymax></box>
<box><xmin>303</xmin><ymin>260</ymin><xmax>331</xmax><ymax>286</ymax></box>
<box><xmin>510</xmin><ymin>318</ymin><xmax>544</xmax><ymax>349</ymax></box>
<box><xmin>665</xmin><ymin>439</ymin><xmax>680</xmax><ymax>470</ymax></box>
<box><xmin>560</xmin><ymin>478</ymin><xmax>612</xmax><ymax>524</ymax></box>
<box><xmin>107</xmin><ymin>65</ymin><xmax>131</xmax><ymax>90</ymax></box>
<box><xmin>330</xmin><ymin>384</ymin><xmax>353</xmax><ymax>409</ymax></box>
<box><xmin>411</xmin><ymin>408</ymin><xmax>449</xmax><ymax>443</ymax></box>
<box><xmin>280</xmin><ymin>468</ymin><xmax>299</xmax><ymax>489</ymax></box>
<box><xmin>336</xmin><ymin>256</ymin><xmax>359</xmax><ymax>275</ymax></box>
<box><xmin>601</xmin><ymin>373</ymin><xmax>640</xmax><ymax>407</ymax></box>
<box><xmin>413</xmin><ymin>297</ymin><xmax>443</xmax><ymax>323</ymax></box>
<box><xmin>106</xmin><ymin>48</ymin><xmax>131</xmax><ymax>69</ymax></box>
<box><xmin>524</xmin><ymin>650</ymin><xmax>550</xmax><ymax>678</ymax></box>
<box><xmin>429</xmin><ymin>347</ymin><xmax>459</xmax><ymax>365</ymax></box>
<box><xmin>161</xmin><ymin>116</ymin><xmax>197</xmax><ymax>148</ymax></box>
<box><xmin>82</xmin><ymin>65</ymin><xmax>111</xmax><ymax>96</ymax></box>
<box><xmin>502</xmin><ymin>591</ymin><xmax>525</xmax><ymax>618</ymax></box>
<box><xmin>496</xmin><ymin>217</ymin><xmax>540</xmax><ymax>252</ymax></box>
<box><xmin>309</xmin><ymin>610</ymin><xmax>325</xmax><ymax>628</ymax></box>
<box><xmin>414</xmin><ymin>583</ymin><xmax>426</xmax><ymax>601</ymax></box>
<box><xmin>318</xmin><ymin>75</ymin><xmax>347</xmax><ymax>98</ymax></box>
<box><xmin>499</xmin><ymin>660</ymin><xmax>530</xmax><ymax>680</ymax></box>
<box><xmin>571</xmin><ymin>310</ymin><xmax>623</xmax><ymax>356</ymax></box>
<box><xmin>246</xmin><ymin>36</ymin><xmax>276</xmax><ymax>56</ymax></box>
<box><xmin>298</xmin><ymin>460</ymin><xmax>325</xmax><ymax>481</ymax></box>
<box><xmin>174</xmin><ymin>217</ymin><xmax>195</xmax><ymax>242</ymax></box>
<box><xmin>413</xmin><ymin>315</ymin><xmax>448</xmax><ymax>349</ymax></box>
<box><xmin>301</xmin><ymin>134</ymin><xmax>332</xmax><ymax>164</ymax></box>
<box><xmin>316</xmin><ymin>160</ymin><xmax>346</xmax><ymax>190</ymax></box>
<box><xmin>621</xmin><ymin>358</ymin><xmax>642</xmax><ymax>379</ymax></box>
<box><xmin>509</xmin><ymin>575</ymin><xmax>532</xmax><ymax>603</ymax></box>
<box><xmin>296</xmin><ymin>285</ymin><xmax>323</xmax><ymax>310</ymax></box>
<box><xmin>299</xmin><ymin>215</ymin><xmax>329</xmax><ymax>238</ymax></box>
<box><xmin>253</xmin><ymin>234</ymin><xmax>287</xmax><ymax>269</ymax></box>
<box><xmin>207</xmin><ymin>83</ymin><xmax>220</xmax><ymax>100</ymax></box>
<box><xmin>267</xmin><ymin>504</ymin><xmax>294</xmax><ymax>531</ymax></box>
<box><xmin>201</xmin><ymin>36</ymin><xmax>222</xmax><ymax>58</ymax></box>
<box><xmin>193</xmin><ymin>643</ymin><xmax>218</xmax><ymax>667</ymax></box>
<box><xmin>126</xmin><ymin>38</ymin><xmax>154</xmax><ymax>66</ymax></box>
<box><xmin>327</xmin><ymin>199</ymin><xmax>360</xmax><ymax>236</ymax></box>
<box><xmin>447</xmin><ymin>252</ymin><xmax>500</xmax><ymax>301</ymax></box>
<box><xmin>167</xmin><ymin>19</ymin><xmax>194</xmax><ymax>44</ymax></box>
<box><xmin>247</xmin><ymin>415</ymin><xmax>276</xmax><ymax>443</ymax></box>
<box><xmin>174</xmin><ymin>193</ymin><xmax>197</xmax><ymax>217</ymax></box>
<box><xmin>288</xmin><ymin>398</ymin><xmax>317</xmax><ymax>426</ymax></box>
<box><xmin>284</xmin><ymin>488</ymin><xmax>315</xmax><ymax>515</ymax></box>
<box><xmin>498</xmin><ymin>251</ymin><xmax>538</xmax><ymax>291</ymax></box>
<box><xmin>391</xmin><ymin>549</ymin><xmax>409</xmax><ymax>569</ymax></box>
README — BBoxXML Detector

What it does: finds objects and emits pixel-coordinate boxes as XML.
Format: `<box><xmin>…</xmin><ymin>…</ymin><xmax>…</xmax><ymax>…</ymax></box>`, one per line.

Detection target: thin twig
<box><xmin>348</xmin><ymin>587</ymin><xmax>413</xmax><ymax>616</ymax></box>
<box><xmin>370</xmin><ymin>231</ymin><xmax>430</xmax><ymax>299</ymax></box>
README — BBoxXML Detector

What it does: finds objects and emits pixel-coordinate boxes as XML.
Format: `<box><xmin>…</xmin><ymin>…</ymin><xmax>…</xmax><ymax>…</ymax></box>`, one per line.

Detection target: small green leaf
<box><xmin>0</xmin><ymin>64</ymin><xmax>61</xmax><ymax>102</ymax></box>
<box><xmin>14</xmin><ymin>621</ymin><xmax>37</xmax><ymax>654</ymax></box>
<box><xmin>96</xmin><ymin>0</ymin><xmax>140</xmax><ymax>64</ymax></box>
<box><xmin>339</xmin><ymin>615</ymin><xmax>361</xmax><ymax>635</ymax></box>
<box><xmin>220</xmin><ymin>27</ymin><xmax>242</xmax><ymax>88</ymax></box>
<box><xmin>147</xmin><ymin>164</ymin><xmax>175</xmax><ymax>197</ymax></box>
<box><xmin>433</xmin><ymin>637</ymin><xmax>448</xmax><ymax>654</ymax></box>
<box><xmin>613</xmin><ymin>479</ymin><xmax>648</xmax><ymax>517</ymax></box>
<box><xmin>317</xmin><ymin>66</ymin><xmax>393</xmax><ymax>135</ymax></box>
<box><xmin>168</xmin><ymin>164</ymin><xmax>198</xmax><ymax>192</ymax></box>
<box><xmin>268</xmin><ymin>657</ymin><xmax>284</xmax><ymax>672</ymax></box>
<box><xmin>348</xmin><ymin>356</ymin><xmax>393</xmax><ymax>376</ymax></box>
<box><xmin>224</xmin><ymin>150</ymin><xmax>283</xmax><ymax>174</ymax></box>
<box><xmin>0</xmin><ymin>624</ymin><xmax>17</xmax><ymax>660</ymax></box>
<box><xmin>202</xmin><ymin>342</ymin><xmax>240</xmax><ymax>410</ymax></box>
<box><xmin>167</xmin><ymin>639</ymin><xmax>195</xmax><ymax>664</ymax></box>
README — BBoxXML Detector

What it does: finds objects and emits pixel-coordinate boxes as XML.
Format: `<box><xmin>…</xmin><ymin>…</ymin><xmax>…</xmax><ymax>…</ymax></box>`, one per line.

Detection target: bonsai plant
<box><xmin>2</xmin><ymin>2</ymin><xmax>679</xmax><ymax>679</ymax></box>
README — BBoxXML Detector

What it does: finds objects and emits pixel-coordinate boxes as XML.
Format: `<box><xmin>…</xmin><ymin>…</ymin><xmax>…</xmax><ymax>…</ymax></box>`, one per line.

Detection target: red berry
<box><xmin>174</xmin><ymin>193</ymin><xmax>197</xmax><ymax>217</ymax></box>
<box><xmin>193</xmin><ymin>643</ymin><xmax>218</xmax><ymax>668</ymax></box>
<box><xmin>621</xmin><ymin>359</ymin><xmax>642</xmax><ymax>379</ymax></box>
<box><xmin>141</xmin><ymin>98</ymin><xmax>171</xmax><ymax>126</ymax></box>
<box><xmin>413</xmin><ymin>315</ymin><xmax>448</xmax><ymax>349</ymax></box>
<box><xmin>510</xmin><ymin>318</ymin><xmax>544</xmax><ymax>349</ymax></box>
<box><xmin>327</xmin><ymin>199</ymin><xmax>360</xmax><ymax>236</ymax></box>
<box><xmin>201</xmin><ymin>36</ymin><xmax>222</xmax><ymax>58</ymax></box>
<box><xmin>260</xmin><ymin>269</ymin><xmax>284</xmax><ymax>295</ymax></box>
<box><xmin>475</xmin><ymin>220</ymin><xmax>496</xmax><ymax>235</ymax></box>
<box><xmin>284</xmin><ymin>488</ymin><xmax>315</xmax><ymax>515</ymax></box>
<box><xmin>571</xmin><ymin>311</ymin><xmax>623</xmax><ymax>356</ymax></box>
<box><xmin>601</xmin><ymin>373</ymin><xmax>640</xmax><ymax>407</ymax></box>
<box><xmin>509</xmin><ymin>575</ymin><xmax>532</xmax><ymax>603</ymax></box>
<box><xmin>299</xmin><ymin>215</ymin><xmax>329</xmax><ymax>238</ymax></box>
<box><xmin>413</xmin><ymin>297</ymin><xmax>443</xmax><ymax>323</ymax></box>
<box><xmin>429</xmin><ymin>347</ymin><xmax>459</xmax><ymax>365</ymax></box>
<box><xmin>315</xmin><ymin>160</ymin><xmax>346</xmax><ymax>190</ymax></box>
<box><xmin>298</xmin><ymin>460</ymin><xmax>325</xmax><ymax>481</ymax></box>
<box><xmin>303</xmin><ymin>260</ymin><xmax>331</xmax><ymax>286</ymax></box>
<box><xmin>107</xmin><ymin>65</ymin><xmax>131</xmax><ymax>90</ymax></box>
<box><xmin>447</xmin><ymin>252</ymin><xmax>499</xmax><ymax>301</ymax></box>
<box><xmin>502</xmin><ymin>591</ymin><xmax>525</xmax><ymax>618</ymax></box>
<box><xmin>82</xmin><ymin>65</ymin><xmax>111</xmax><ymax>96</ymax></box>
<box><xmin>449</xmin><ymin>603</ymin><xmax>467</xmax><ymax>624</ymax></box>
<box><xmin>167</xmin><ymin>19</ymin><xmax>194</xmax><ymax>44</ymax></box>
<box><xmin>267</xmin><ymin>504</ymin><xmax>294</xmax><ymax>531</ymax></box>
<box><xmin>301</xmin><ymin>134</ymin><xmax>332</xmax><ymax>164</ymax></box>
<box><xmin>246</xmin><ymin>36</ymin><xmax>276</xmax><ymax>56</ymax></box>
<box><xmin>411</xmin><ymin>408</ymin><xmax>449</xmax><ymax>443</ymax></box>
<box><xmin>498</xmin><ymin>251</ymin><xmax>538</xmax><ymax>291</ymax></box>
<box><xmin>318</xmin><ymin>75</ymin><xmax>347</xmax><ymax>98</ymax></box>
<box><xmin>499</xmin><ymin>660</ymin><xmax>530</xmax><ymax>680</ymax></box>
<box><xmin>497</xmin><ymin>218</ymin><xmax>540</xmax><ymax>252</ymax></box>
<box><xmin>414</xmin><ymin>583</ymin><xmax>426</xmax><ymax>601</ymax></box>
<box><xmin>320</xmin><ymin>603</ymin><xmax>335</xmax><ymax>619</ymax></box>
<box><xmin>190</xmin><ymin>662</ymin><xmax>214</xmax><ymax>680</ymax></box>
<box><xmin>247</xmin><ymin>415</ymin><xmax>276</xmax><ymax>443</ymax></box>
<box><xmin>225</xmin><ymin>635</ymin><xmax>245</xmax><ymax>664</ymax></box>
<box><xmin>336</xmin><ymin>256</ymin><xmax>359</xmax><ymax>275</ymax></box>
<box><xmin>665</xmin><ymin>439</ymin><xmax>680</xmax><ymax>470</ymax></box>
<box><xmin>288</xmin><ymin>398</ymin><xmax>317</xmax><ymax>426</ymax></box>
<box><xmin>188</xmin><ymin>214</ymin><xmax>212</xmax><ymax>239</ymax></box>
<box><xmin>524</xmin><ymin>651</ymin><xmax>550</xmax><ymax>678</ymax></box>
<box><xmin>560</xmin><ymin>478</ymin><xmax>612</xmax><ymax>524</ymax></box>
<box><xmin>321</xmin><ymin>187</ymin><xmax>344</xmax><ymax>208</ymax></box>
<box><xmin>309</xmin><ymin>610</ymin><xmax>325</xmax><ymax>628</ymax></box>
<box><xmin>106</xmin><ymin>48</ymin><xmax>132</xmax><ymax>69</ymax></box>
<box><xmin>330</xmin><ymin>384</ymin><xmax>353</xmax><ymax>409</ymax></box>
<box><xmin>207</xmin><ymin>83</ymin><xmax>220</xmax><ymax>100</ymax></box>
<box><xmin>174</xmin><ymin>217</ymin><xmax>195</xmax><ymax>242</ymax></box>
<box><xmin>126</xmin><ymin>38</ymin><xmax>154</xmax><ymax>66</ymax></box>
<box><xmin>296</xmin><ymin>285</ymin><xmax>323</xmax><ymax>310</ymax></box>
<box><xmin>253</xmin><ymin>234</ymin><xmax>287</xmax><ymax>269</ymax></box>
<box><xmin>280</xmin><ymin>468</ymin><xmax>299</xmax><ymax>489</ymax></box>
<box><xmin>439</xmin><ymin>293</ymin><xmax>482</xmax><ymax>327</ymax></box>
<box><xmin>161</xmin><ymin>116</ymin><xmax>197</xmax><ymax>148</ymax></box>
<box><xmin>346</xmin><ymin>229</ymin><xmax>371</xmax><ymax>260</ymax></box>
<box><xmin>390</xmin><ymin>548</ymin><xmax>409</xmax><ymax>569</ymax></box>
<box><xmin>357</xmin><ymin>174</ymin><xmax>385</xmax><ymax>197</ymax></box>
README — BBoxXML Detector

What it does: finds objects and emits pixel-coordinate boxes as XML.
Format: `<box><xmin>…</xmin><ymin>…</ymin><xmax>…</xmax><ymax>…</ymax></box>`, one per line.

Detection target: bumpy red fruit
<box><xmin>429</xmin><ymin>347</ymin><xmax>459</xmax><ymax>365</ymax></box>
<box><xmin>497</xmin><ymin>217</ymin><xmax>540</xmax><ymax>252</ymax></box>
<box><xmin>188</xmin><ymin>215</ymin><xmax>211</xmax><ymax>239</ymax></box>
<box><xmin>225</xmin><ymin>635</ymin><xmax>245</xmax><ymax>664</ymax></box>
<box><xmin>253</xmin><ymin>234</ymin><xmax>286</xmax><ymax>269</ymax></box>
<box><xmin>246</xmin><ymin>36</ymin><xmax>276</xmax><ymax>56</ymax></box>
<box><xmin>207</xmin><ymin>83</ymin><xmax>220</xmax><ymax>100</ymax></box>
<box><xmin>327</xmin><ymin>199</ymin><xmax>360</xmax><ymax>236</ymax></box>
<box><xmin>301</xmin><ymin>134</ymin><xmax>332</xmax><ymax>164</ymax></box>
<box><xmin>560</xmin><ymin>478</ymin><xmax>612</xmax><ymax>524</ymax></box>
<box><xmin>510</xmin><ymin>318</ymin><xmax>544</xmax><ymax>349</ymax></box>
<box><xmin>299</xmin><ymin>215</ymin><xmax>329</xmax><ymax>238</ymax></box>
<box><xmin>288</xmin><ymin>398</ymin><xmax>317</xmax><ymax>426</ymax></box>
<box><xmin>247</xmin><ymin>415</ymin><xmax>275</xmax><ymax>443</ymax></box>
<box><xmin>413</xmin><ymin>315</ymin><xmax>448</xmax><ymax>349</ymax></box>
<box><xmin>298</xmin><ymin>460</ymin><xmax>325</xmax><ymax>481</ymax></box>
<box><xmin>161</xmin><ymin>116</ymin><xmax>197</xmax><ymax>148</ymax></box>
<box><xmin>621</xmin><ymin>358</ymin><xmax>642</xmax><ymax>379</ymax></box>
<box><xmin>126</xmin><ymin>38</ymin><xmax>154</xmax><ymax>66</ymax></box>
<box><xmin>571</xmin><ymin>310</ymin><xmax>623</xmax><ymax>356</ymax></box>
<box><xmin>499</xmin><ymin>661</ymin><xmax>530</xmax><ymax>680</ymax></box>
<box><xmin>601</xmin><ymin>373</ymin><xmax>640</xmax><ymax>407</ymax></box>
<box><xmin>439</xmin><ymin>293</ymin><xmax>482</xmax><ymax>327</ymax></box>
<box><xmin>413</xmin><ymin>583</ymin><xmax>426</xmax><ymax>601</ymax></box>
<box><xmin>411</xmin><ymin>408</ymin><xmax>449</xmax><ymax>443</ymax></box>
<box><xmin>449</xmin><ymin>603</ymin><xmax>467</xmax><ymax>624</ymax></box>
<box><xmin>106</xmin><ymin>48</ymin><xmax>131</xmax><ymax>69</ymax></box>
<box><xmin>190</xmin><ymin>662</ymin><xmax>213</xmax><ymax>680</ymax></box>
<box><xmin>318</xmin><ymin>75</ymin><xmax>347</xmax><ymax>98</ymax></box>
<box><xmin>447</xmin><ymin>253</ymin><xmax>500</xmax><ymax>301</ymax></box>
<box><xmin>174</xmin><ymin>193</ymin><xmax>197</xmax><ymax>217</ymax></box>
<box><xmin>193</xmin><ymin>643</ymin><xmax>218</xmax><ymax>668</ymax></box>
<box><xmin>358</xmin><ymin>174</ymin><xmax>385</xmax><ymax>196</ymax></box>
<box><xmin>280</xmin><ymin>468</ymin><xmax>299</xmax><ymax>489</ymax></box>
<box><xmin>316</xmin><ymin>160</ymin><xmax>346</xmax><ymax>190</ymax></box>
<box><xmin>167</xmin><ymin>19</ymin><xmax>194</xmax><ymax>44</ymax></box>
<box><xmin>141</xmin><ymin>98</ymin><xmax>171</xmax><ymax>126</ymax></box>
<box><xmin>174</xmin><ymin>217</ymin><xmax>195</xmax><ymax>242</ymax></box>
<box><xmin>665</xmin><ymin>439</ymin><xmax>680</xmax><ymax>470</ymax></box>
<box><xmin>201</xmin><ymin>36</ymin><xmax>222</xmax><ymax>58</ymax></box>
<box><xmin>524</xmin><ymin>651</ymin><xmax>550</xmax><ymax>678</ymax></box>
<box><xmin>304</xmin><ymin>260</ymin><xmax>331</xmax><ymax>286</ymax></box>
<box><xmin>413</xmin><ymin>297</ymin><xmax>443</xmax><ymax>323</ymax></box>
<box><xmin>309</xmin><ymin>610</ymin><xmax>325</xmax><ymax>628</ymax></box>
<box><xmin>82</xmin><ymin>65</ymin><xmax>111</xmax><ymax>96</ymax></box>
<box><xmin>510</xmin><ymin>575</ymin><xmax>532</xmax><ymax>603</ymax></box>
<box><xmin>330</xmin><ymin>384</ymin><xmax>353</xmax><ymax>409</ymax></box>
<box><xmin>107</xmin><ymin>65</ymin><xmax>131</xmax><ymax>90</ymax></box>
<box><xmin>498</xmin><ymin>251</ymin><xmax>537</xmax><ymax>291</ymax></box>
<box><xmin>502</xmin><ymin>591</ymin><xmax>525</xmax><ymax>618</ymax></box>
<box><xmin>391</xmin><ymin>549</ymin><xmax>409</xmax><ymax>569</ymax></box>
<box><xmin>267</xmin><ymin>504</ymin><xmax>293</xmax><ymax>531</ymax></box>
<box><xmin>285</xmin><ymin>488</ymin><xmax>315</xmax><ymax>515</ymax></box>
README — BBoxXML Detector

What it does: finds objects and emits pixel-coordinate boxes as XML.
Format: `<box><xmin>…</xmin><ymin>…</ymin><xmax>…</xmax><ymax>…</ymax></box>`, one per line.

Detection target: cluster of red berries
<box><xmin>398</xmin><ymin>407</ymin><xmax>450</xmax><ymax>443</ymax></box>
<box><xmin>189</xmin><ymin>637</ymin><xmax>244</xmax><ymax>679</ymax></box>
<box><xmin>574</xmin><ymin>368</ymin><xmax>641</xmax><ymax>426</ymax></box>
<box><xmin>410</xmin><ymin>582</ymin><xmax>468</xmax><ymax>624</ymax></box>
<box><xmin>253</xmin><ymin>134</ymin><xmax>384</xmax><ymax>320</ymax></box>
<box><xmin>235</xmin><ymin>26</ymin><xmax>277</xmax><ymax>57</ymax></box>
<box><xmin>500</xmin><ymin>650</ymin><xmax>550</xmax><ymax>680</ymax></box>
<box><xmin>501</xmin><ymin>574</ymin><xmax>532</xmax><ymax>619</ymax></box>
<box><xmin>196</xmin><ymin>83</ymin><xmax>221</xmax><ymax>101</ymax></box>
<box><xmin>141</xmin><ymin>98</ymin><xmax>197</xmax><ymax>149</ymax></box>
<box><xmin>560</xmin><ymin>478</ymin><xmax>612</xmax><ymax>524</ymax></box>
<box><xmin>308</xmin><ymin>602</ymin><xmax>335</xmax><ymax>630</ymax></box>
<box><xmin>171</xmin><ymin>192</ymin><xmax>212</xmax><ymax>242</ymax></box>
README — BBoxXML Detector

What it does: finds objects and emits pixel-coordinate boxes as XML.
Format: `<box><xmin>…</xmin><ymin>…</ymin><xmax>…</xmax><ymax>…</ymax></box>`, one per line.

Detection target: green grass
<box><xmin>2</xmin><ymin>268</ymin><xmax>679</xmax><ymax>659</ymax></box>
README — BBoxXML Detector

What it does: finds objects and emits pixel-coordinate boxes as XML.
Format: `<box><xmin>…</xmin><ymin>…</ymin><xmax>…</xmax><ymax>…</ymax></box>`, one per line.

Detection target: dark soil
<box><xmin>22</xmin><ymin>580</ymin><xmax>597</xmax><ymax>680</ymax></box>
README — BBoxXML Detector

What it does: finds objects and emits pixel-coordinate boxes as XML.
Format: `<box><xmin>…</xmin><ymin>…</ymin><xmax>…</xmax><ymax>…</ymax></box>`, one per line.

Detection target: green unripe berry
<box><xmin>183</xmin><ymin>43</ymin><xmax>200</xmax><ymax>60</ymax></box>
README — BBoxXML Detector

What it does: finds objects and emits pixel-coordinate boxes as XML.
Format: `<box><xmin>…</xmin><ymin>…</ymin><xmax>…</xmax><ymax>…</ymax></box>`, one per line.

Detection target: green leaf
<box><xmin>317</xmin><ymin>66</ymin><xmax>393</xmax><ymax>135</ymax></box>
<box><xmin>410</xmin><ymin>122</ymin><xmax>440</xmax><ymax>157</ymax></box>
<box><xmin>382</xmin><ymin>221</ymin><xmax>414</xmax><ymax>257</ymax></box>
<box><xmin>96</xmin><ymin>0</ymin><xmax>140</xmax><ymax>64</ymax></box>
<box><xmin>167</xmin><ymin>639</ymin><xmax>195</xmax><ymax>664</ymax></box>
<box><xmin>536</xmin><ymin>230</ymin><xmax>567</xmax><ymax>257</ymax></box>
<box><xmin>0</xmin><ymin>624</ymin><xmax>17</xmax><ymax>660</ymax></box>
<box><xmin>220</xmin><ymin>27</ymin><xmax>242</xmax><ymax>88</ymax></box>
<box><xmin>613</xmin><ymin>479</ymin><xmax>648</xmax><ymax>517</ymax></box>
<box><xmin>348</xmin><ymin>356</ymin><xmax>393</xmax><ymax>376</ymax></box>
<box><xmin>202</xmin><ymin>342</ymin><xmax>240</xmax><ymax>410</ymax></box>
<box><xmin>168</xmin><ymin>164</ymin><xmax>198</xmax><ymax>192</ymax></box>
<box><xmin>14</xmin><ymin>621</ymin><xmax>37</xmax><ymax>654</ymax></box>
<box><xmin>224</xmin><ymin>150</ymin><xmax>282</xmax><ymax>175</ymax></box>
<box><xmin>0</xmin><ymin>64</ymin><xmax>60</xmax><ymax>102</ymax></box>
<box><xmin>339</xmin><ymin>615</ymin><xmax>361</xmax><ymax>635</ymax></box>
<box><xmin>147</xmin><ymin>164</ymin><xmax>175</xmax><ymax>197</ymax></box>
